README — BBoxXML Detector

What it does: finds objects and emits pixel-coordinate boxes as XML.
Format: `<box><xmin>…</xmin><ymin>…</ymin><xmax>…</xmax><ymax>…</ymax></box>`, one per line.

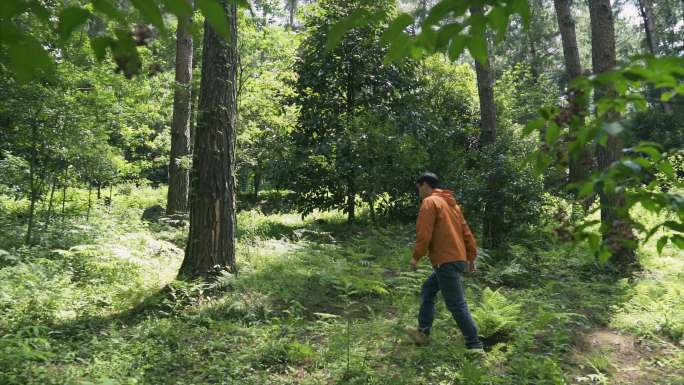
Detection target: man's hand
<box><xmin>410</xmin><ymin>257</ymin><xmax>419</xmax><ymax>271</ymax></box>
<box><xmin>467</xmin><ymin>260</ymin><xmax>477</xmax><ymax>273</ymax></box>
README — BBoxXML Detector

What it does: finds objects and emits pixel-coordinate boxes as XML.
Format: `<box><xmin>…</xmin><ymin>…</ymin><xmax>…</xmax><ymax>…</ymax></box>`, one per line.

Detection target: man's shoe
<box><xmin>406</xmin><ymin>328</ymin><xmax>430</xmax><ymax>346</ymax></box>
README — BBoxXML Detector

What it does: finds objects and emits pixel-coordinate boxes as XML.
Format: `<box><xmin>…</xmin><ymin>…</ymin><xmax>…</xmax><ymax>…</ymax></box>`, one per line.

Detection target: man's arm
<box><xmin>412</xmin><ymin>198</ymin><xmax>437</xmax><ymax>262</ymax></box>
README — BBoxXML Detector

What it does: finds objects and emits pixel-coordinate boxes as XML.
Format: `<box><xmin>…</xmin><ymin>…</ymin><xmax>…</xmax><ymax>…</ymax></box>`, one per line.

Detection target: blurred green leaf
<box><xmin>656</xmin><ymin>236</ymin><xmax>668</xmax><ymax>254</ymax></box>
<box><xmin>130</xmin><ymin>0</ymin><xmax>165</xmax><ymax>31</ymax></box>
<box><xmin>8</xmin><ymin>39</ymin><xmax>54</xmax><ymax>82</ymax></box>
<box><xmin>447</xmin><ymin>35</ymin><xmax>467</xmax><ymax>61</ymax></box>
<box><xmin>58</xmin><ymin>6</ymin><xmax>92</xmax><ymax>41</ymax></box>
<box><xmin>197</xmin><ymin>0</ymin><xmax>232</xmax><ymax>40</ymax></box>
<box><xmin>91</xmin><ymin>0</ymin><xmax>126</xmax><ymax>22</ymax></box>
<box><xmin>467</xmin><ymin>34</ymin><xmax>487</xmax><ymax>64</ymax></box>
<box><xmin>380</xmin><ymin>13</ymin><xmax>412</xmax><ymax>46</ymax></box>
<box><xmin>160</xmin><ymin>0</ymin><xmax>193</xmax><ymax>17</ymax></box>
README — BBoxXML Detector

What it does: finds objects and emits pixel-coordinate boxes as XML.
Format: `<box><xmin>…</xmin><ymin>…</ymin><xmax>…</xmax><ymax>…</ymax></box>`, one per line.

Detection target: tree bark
<box><xmin>637</xmin><ymin>0</ymin><xmax>672</xmax><ymax>113</ymax></box>
<box><xmin>638</xmin><ymin>0</ymin><xmax>658</xmax><ymax>55</ymax></box>
<box><xmin>180</xmin><ymin>0</ymin><xmax>239</xmax><ymax>278</ymax></box>
<box><xmin>554</xmin><ymin>0</ymin><xmax>592</xmax><ymax>184</ymax></box>
<box><xmin>167</xmin><ymin>0</ymin><xmax>194</xmax><ymax>215</ymax></box>
<box><xmin>253</xmin><ymin>168</ymin><xmax>261</xmax><ymax>202</ymax></box>
<box><xmin>470</xmin><ymin>5</ymin><xmax>496</xmax><ymax>147</ymax></box>
<box><xmin>44</xmin><ymin>176</ymin><xmax>56</xmax><ymax>230</ymax></box>
<box><xmin>589</xmin><ymin>0</ymin><xmax>636</xmax><ymax>265</ymax></box>
<box><xmin>470</xmin><ymin>5</ymin><xmax>498</xmax><ymax>249</ymax></box>
<box><xmin>87</xmin><ymin>184</ymin><xmax>93</xmax><ymax>221</ymax></box>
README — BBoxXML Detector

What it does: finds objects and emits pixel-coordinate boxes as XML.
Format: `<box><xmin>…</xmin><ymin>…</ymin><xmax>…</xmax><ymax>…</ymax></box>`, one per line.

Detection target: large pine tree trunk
<box><xmin>470</xmin><ymin>5</ymin><xmax>499</xmax><ymax>249</ymax></box>
<box><xmin>166</xmin><ymin>0</ymin><xmax>194</xmax><ymax>215</ymax></box>
<box><xmin>554</xmin><ymin>0</ymin><xmax>592</xmax><ymax>184</ymax></box>
<box><xmin>180</xmin><ymin>0</ymin><xmax>239</xmax><ymax>278</ymax></box>
<box><xmin>589</xmin><ymin>0</ymin><xmax>636</xmax><ymax>265</ymax></box>
<box><xmin>638</xmin><ymin>0</ymin><xmax>658</xmax><ymax>55</ymax></box>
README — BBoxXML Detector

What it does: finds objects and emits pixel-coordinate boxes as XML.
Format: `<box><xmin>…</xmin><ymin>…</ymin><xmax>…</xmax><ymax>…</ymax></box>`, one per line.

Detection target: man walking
<box><xmin>407</xmin><ymin>172</ymin><xmax>484</xmax><ymax>353</ymax></box>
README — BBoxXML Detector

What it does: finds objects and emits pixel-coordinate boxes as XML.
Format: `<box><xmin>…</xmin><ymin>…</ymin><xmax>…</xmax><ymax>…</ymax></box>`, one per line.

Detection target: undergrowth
<box><xmin>0</xmin><ymin>187</ymin><xmax>682</xmax><ymax>384</ymax></box>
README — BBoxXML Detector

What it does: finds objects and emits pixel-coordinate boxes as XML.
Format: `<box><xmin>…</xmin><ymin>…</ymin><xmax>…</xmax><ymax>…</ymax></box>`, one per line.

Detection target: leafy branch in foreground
<box><xmin>524</xmin><ymin>56</ymin><xmax>684</xmax><ymax>261</ymax></box>
<box><xmin>0</xmin><ymin>0</ymin><xmax>249</xmax><ymax>81</ymax></box>
<box><xmin>325</xmin><ymin>0</ymin><xmax>530</xmax><ymax>64</ymax></box>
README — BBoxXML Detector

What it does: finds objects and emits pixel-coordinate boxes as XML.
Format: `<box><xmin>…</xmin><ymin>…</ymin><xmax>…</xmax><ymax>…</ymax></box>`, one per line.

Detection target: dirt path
<box><xmin>569</xmin><ymin>328</ymin><xmax>683</xmax><ymax>385</ymax></box>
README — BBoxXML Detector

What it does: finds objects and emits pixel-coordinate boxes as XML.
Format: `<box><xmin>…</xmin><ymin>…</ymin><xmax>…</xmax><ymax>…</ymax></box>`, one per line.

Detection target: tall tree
<box><xmin>637</xmin><ymin>0</ymin><xmax>658</xmax><ymax>55</ymax></box>
<box><xmin>180</xmin><ymin>0</ymin><xmax>239</xmax><ymax>277</ymax></box>
<box><xmin>470</xmin><ymin>5</ymin><xmax>499</xmax><ymax>248</ymax></box>
<box><xmin>166</xmin><ymin>0</ymin><xmax>194</xmax><ymax>215</ymax></box>
<box><xmin>588</xmin><ymin>0</ymin><xmax>636</xmax><ymax>265</ymax></box>
<box><xmin>554</xmin><ymin>0</ymin><xmax>592</xmax><ymax>184</ymax></box>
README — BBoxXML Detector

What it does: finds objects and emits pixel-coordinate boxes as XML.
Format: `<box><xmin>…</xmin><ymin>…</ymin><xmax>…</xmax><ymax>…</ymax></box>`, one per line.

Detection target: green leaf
<box><xmin>487</xmin><ymin>7</ymin><xmax>508</xmax><ymax>42</ymax></box>
<box><xmin>672</xmin><ymin>235</ymin><xmax>684</xmax><ymax>250</ymax></box>
<box><xmin>90</xmin><ymin>36</ymin><xmax>113</xmax><ymax>61</ymax></box>
<box><xmin>663</xmin><ymin>221</ymin><xmax>684</xmax><ymax>233</ymax></box>
<box><xmin>660</xmin><ymin>91</ymin><xmax>675</xmax><ymax>102</ymax></box>
<box><xmin>657</xmin><ymin>161</ymin><xmax>674</xmax><ymax>177</ymax></box>
<box><xmin>160</xmin><ymin>0</ymin><xmax>193</xmax><ymax>17</ymax></box>
<box><xmin>383</xmin><ymin>35</ymin><xmax>412</xmax><ymax>64</ymax></box>
<box><xmin>424</xmin><ymin>0</ymin><xmax>457</xmax><ymax>27</ymax></box>
<box><xmin>435</xmin><ymin>23</ymin><xmax>463</xmax><ymax>52</ymax></box>
<box><xmin>545</xmin><ymin>123</ymin><xmax>560</xmax><ymax>145</ymax></box>
<box><xmin>447</xmin><ymin>35</ymin><xmax>467</xmax><ymax>61</ymax></box>
<box><xmin>8</xmin><ymin>39</ymin><xmax>54</xmax><ymax>82</ymax></box>
<box><xmin>197</xmin><ymin>0</ymin><xmax>231</xmax><ymax>40</ymax></box>
<box><xmin>381</xmin><ymin>13</ymin><xmax>413</xmax><ymax>46</ymax></box>
<box><xmin>467</xmin><ymin>34</ymin><xmax>487</xmax><ymax>64</ymax></box>
<box><xmin>602</xmin><ymin>121</ymin><xmax>623</xmax><ymax>136</ymax></box>
<box><xmin>656</xmin><ymin>236</ymin><xmax>668</xmax><ymax>254</ymax></box>
<box><xmin>578</xmin><ymin>181</ymin><xmax>594</xmax><ymax>197</ymax></box>
<box><xmin>326</xmin><ymin>9</ymin><xmax>368</xmax><ymax>51</ymax></box>
<box><xmin>511</xmin><ymin>0</ymin><xmax>531</xmax><ymax>25</ymax></box>
<box><xmin>58</xmin><ymin>6</ymin><xmax>92</xmax><ymax>41</ymax></box>
<box><xmin>630</xmin><ymin>144</ymin><xmax>662</xmax><ymax>160</ymax></box>
<box><xmin>130</xmin><ymin>0</ymin><xmax>165</xmax><ymax>31</ymax></box>
<box><xmin>523</xmin><ymin>117</ymin><xmax>545</xmax><ymax>136</ymax></box>
<box><xmin>91</xmin><ymin>0</ymin><xmax>126</xmax><ymax>22</ymax></box>
<box><xmin>621</xmin><ymin>160</ymin><xmax>642</xmax><ymax>174</ymax></box>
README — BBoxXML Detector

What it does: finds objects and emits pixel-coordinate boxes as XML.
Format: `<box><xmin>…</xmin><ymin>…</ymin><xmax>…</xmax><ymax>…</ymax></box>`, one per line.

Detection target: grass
<box><xmin>0</xmin><ymin>186</ymin><xmax>682</xmax><ymax>384</ymax></box>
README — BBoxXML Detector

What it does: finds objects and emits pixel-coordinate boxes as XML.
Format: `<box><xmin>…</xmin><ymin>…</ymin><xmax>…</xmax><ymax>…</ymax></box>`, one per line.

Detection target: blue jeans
<box><xmin>418</xmin><ymin>261</ymin><xmax>483</xmax><ymax>349</ymax></box>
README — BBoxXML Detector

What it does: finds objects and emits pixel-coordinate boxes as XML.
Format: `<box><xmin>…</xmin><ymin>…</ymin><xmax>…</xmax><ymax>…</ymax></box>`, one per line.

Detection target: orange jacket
<box><xmin>412</xmin><ymin>189</ymin><xmax>478</xmax><ymax>266</ymax></box>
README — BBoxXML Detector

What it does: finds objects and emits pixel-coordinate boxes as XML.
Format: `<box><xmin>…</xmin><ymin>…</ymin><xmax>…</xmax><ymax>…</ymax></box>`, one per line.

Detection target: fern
<box><xmin>472</xmin><ymin>287</ymin><xmax>522</xmax><ymax>339</ymax></box>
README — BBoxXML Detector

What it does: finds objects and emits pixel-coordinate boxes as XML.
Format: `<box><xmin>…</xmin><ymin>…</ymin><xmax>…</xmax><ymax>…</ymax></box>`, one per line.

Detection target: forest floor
<box><xmin>1</xmin><ymin>186</ymin><xmax>683</xmax><ymax>385</ymax></box>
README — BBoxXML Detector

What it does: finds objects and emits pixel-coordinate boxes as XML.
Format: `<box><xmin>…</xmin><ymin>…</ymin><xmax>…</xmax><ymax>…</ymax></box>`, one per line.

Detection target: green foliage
<box><xmin>291</xmin><ymin>0</ymin><xmax>425</xmax><ymax>220</ymax></box>
<box><xmin>525</xmin><ymin>56</ymin><xmax>684</xmax><ymax>261</ymax></box>
<box><xmin>326</xmin><ymin>0</ymin><xmax>530</xmax><ymax>64</ymax></box>
<box><xmin>1</xmin><ymin>185</ymin><xmax>683</xmax><ymax>384</ymax></box>
<box><xmin>471</xmin><ymin>287</ymin><xmax>521</xmax><ymax>339</ymax></box>
<box><xmin>0</xmin><ymin>0</ymin><xmax>249</xmax><ymax>81</ymax></box>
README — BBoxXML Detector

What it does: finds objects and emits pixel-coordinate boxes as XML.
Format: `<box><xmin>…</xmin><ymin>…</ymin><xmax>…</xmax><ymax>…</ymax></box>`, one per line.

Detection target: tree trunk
<box><xmin>637</xmin><ymin>0</ymin><xmax>672</xmax><ymax>113</ymax></box>
<box><xmin>638</xmin><ymin>0</ymin><xmax>658</xmax><ymax>55</ymax></box>
<box><xmin>25</xmin><ymin>125</ymin><xmax>40</xmax><ymax>245</ymax></box>
<box><xmin>44</xmin><ymin>176</ymin><xmax>56</xmax><ymax>230</ymax></box>
<box><xmin>167</xmin><ymin>0</ymin><xmax>194</xmax><ymax>215</ymax></box>
<box><xmin>253</xmin><ymin>168</ymin><xmax>261</xmax><ymax>202</ymax></box>
<box><xmin>180</xmin><ymin>0</ymin><xmax>239</xmax><ymax>278</ymax></box>
<box><xmin>287</xmin><ymin>0</ymin><xmax>297</xmax><ymax>29</ymax></box>
<box><xmin>61</xmin><ymin>184</ymin><xmax>67</xmax><ymax>224</ymax></box>
<box><xmin>554</xmin><ymin>0</ymin><xmax>592</xmax><ymax>184</ymax></box>
<box><xmin>471</xmin><ymin>13</ymin><xmax>497</xmax><ymax>146</ymax></box>
<box><xmin>470</xmin><ymin>5</ymin><xmax>498</xmax><ymax>249</ymax></box>
<box><xmin>589</xmin><ymin>0</ymin><xmax>636</xmax><ymax>265</ymax></box>
<box><xmin>347</xmin><ymin>175</ymin><xmax>355</xmax><ymax>224</ymax></box>
<box><xmin>87</xmin><ymin>185</ymin><xmax>93</xmax><ymax>221</ymax></box>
